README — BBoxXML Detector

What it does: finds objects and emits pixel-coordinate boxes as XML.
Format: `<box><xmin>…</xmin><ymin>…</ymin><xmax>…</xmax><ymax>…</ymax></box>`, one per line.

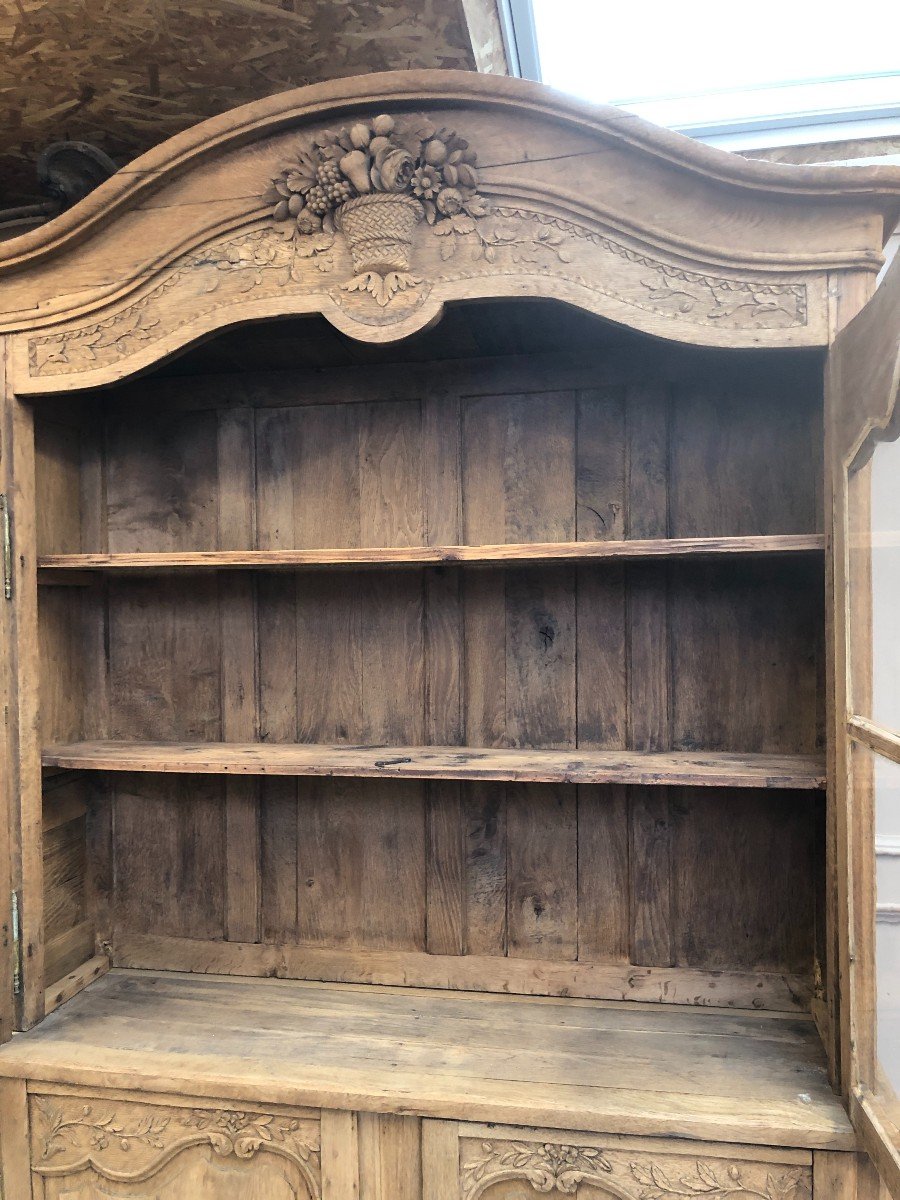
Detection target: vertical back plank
<box><xmin>576</xmin><ymin>386</ymin><xmax>627</xmax><ymax>542</ymax></box>
<box><xmin>423</xmin><ymin>388</ymin><xmax>466</xmax><ymax>955</ymax></box>
<box><xmin>626</xmin><ymin>383</ymin><xmax>673</xmax><ymax>968</ymax></box>
<box><xmin>296</xmin><ymin>778</ymin><xmax>426</xmax><ymax>951</ymax></box>
<box><xmin>575</xmin><ymin>389</ymin><xmax>629</xmax><ymax>964</ymax></box>
<box><xmin>577</xmin><ymin>785</ymin><xmax>630</xmax><ymax>962</ymax></box>
<box><xmin>218</xmin><ymin>407</ymin><xmax>260</xmax><ymax>943</ymax></box>
<box><xmin>464</xmin><ymin>783</ymin><xmax>507</xmax><ymax>956</ymax></box>
<box><xmin>505</xmin><ymin>567</ymin><xmax>576</xmax><ymax>749</ymax></box>
<box><xmin>256</xmin><ymin>407</ymin><xmax>300</xmax><ymax>945</ymax></box>
<box><xmin>507</xmin><ymin>782</ymin><xmax>577</xmax><ymax>960</ymax></box>
<box><xmin>425</xmin><ymin>782</ymin><xmax>466</xmax><ymax>956</ymax></box>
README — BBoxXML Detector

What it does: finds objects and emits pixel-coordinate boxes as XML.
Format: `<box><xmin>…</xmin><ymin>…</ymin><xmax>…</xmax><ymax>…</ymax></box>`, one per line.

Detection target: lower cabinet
<box><xmin>0</xmin><ymin>1086</ymin><xmax>864</xmax><ymax>1199</ymax></box>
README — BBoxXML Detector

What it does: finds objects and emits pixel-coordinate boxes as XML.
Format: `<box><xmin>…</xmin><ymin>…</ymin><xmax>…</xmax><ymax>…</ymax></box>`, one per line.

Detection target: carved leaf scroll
<box><xmin>31</xmin><ymin>1097</ymin><xmax>321</xmax><ymax>1196</ymax></box>
<box><xmin>25</xmin><ymin>111</ymin><xmax>814</xmax><ymax>381</ymax></box>
<box><xmin>460</xmin><ymin>1138</ymin><xmax>812</xmax><ymax>1200</ymax></box>
<box><xmin>462</xmin><ymin>1139</ymin><xmax>614</xmax><ymax>1197</ymax></box>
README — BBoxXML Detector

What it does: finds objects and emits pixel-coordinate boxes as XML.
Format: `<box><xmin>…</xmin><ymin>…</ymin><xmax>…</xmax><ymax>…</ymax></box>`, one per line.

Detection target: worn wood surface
<box><xmin>36</xmin><ymin>533</ymin><xmax>825</xmax><ymax>573</ymax></box>
<box><xmin>23</xmin><ymin>339</ymin><xmax>828</xmax><ymax>1008</ymax></box>
<box><xmin>7</xmin><ymin>68</ymin><xmax>897</xmax><ymax>1183</ymax></box>
<box><xmin>41</xmin><ymin>741</ymin><xmax>827</xmax><ymax>788</ymax></box>
<box><xmin>113</xmin><ymin>931</ymin><xmax>812</xmax><ymax>1011</ymax></box>
<box><xmin>0</xmin><ymin>1078</ymin><xmax>30</xmax><ymax>1200</ymax></box>
<box><xmin>1</xmin><ymin>72</ymin><xmax>899</xmax><ymax>388</ymax></box>
<box><xmin>0</xmin><ymin>969</ymin><xmax>855</xmax><ymax>1150</ymax></box>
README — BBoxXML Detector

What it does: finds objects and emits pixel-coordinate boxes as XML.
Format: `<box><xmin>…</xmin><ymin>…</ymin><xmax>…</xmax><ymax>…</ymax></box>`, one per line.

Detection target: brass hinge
<box><xmin>0</xmin><ymin>494</ymin><xmax>10</xmax><ymax>600</ymax></box>
<box><xmin>11</xmin><ymin>890</ymin><xmax>21</xmax><ymax>996</ymax></box>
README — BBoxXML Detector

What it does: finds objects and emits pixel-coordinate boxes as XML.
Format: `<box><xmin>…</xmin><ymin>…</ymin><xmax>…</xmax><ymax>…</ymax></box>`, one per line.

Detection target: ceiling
<box><xmin>0</xmin><ymin>0</ymin><xmax>508</xmax><ymax>209</ymax></box>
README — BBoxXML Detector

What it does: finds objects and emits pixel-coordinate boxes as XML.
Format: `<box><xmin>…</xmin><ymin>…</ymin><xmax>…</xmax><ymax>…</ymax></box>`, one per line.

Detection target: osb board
<box><xmin>0</xmin><ymin>0</ymin><xmax>506</xmax><ymax>208</ymax></box>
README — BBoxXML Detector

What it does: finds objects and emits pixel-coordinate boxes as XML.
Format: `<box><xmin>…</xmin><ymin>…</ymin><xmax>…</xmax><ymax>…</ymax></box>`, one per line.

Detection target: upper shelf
<box><xmin>37</xmin><ymin>534</ymin><xmax>825</xmax><ymax>576</ymax></box>
<box><xmin>42</xmin><ymin>741</ymin><xmax>827</xmax><ymax>789</ymax></box>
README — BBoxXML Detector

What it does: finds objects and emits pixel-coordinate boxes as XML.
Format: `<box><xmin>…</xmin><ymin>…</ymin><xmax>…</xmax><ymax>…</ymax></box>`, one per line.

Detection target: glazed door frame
<box><xmin>1</xmin><ymin>336</ymin><xmax>20</xmax><ymax>1043</ymax></box>
<box><xmin>829</xmin><ymin>252</ymin><xmax>900</xmax><ymax>1194</ymax></box>
<box><xmin>0</xmin><ymin>332</ymin><xmax>43</xmax><ymax>1035</ymax></box>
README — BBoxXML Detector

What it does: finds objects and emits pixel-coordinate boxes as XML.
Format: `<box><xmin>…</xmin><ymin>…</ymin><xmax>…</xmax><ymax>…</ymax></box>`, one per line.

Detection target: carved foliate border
<box><xmin>460</xmin><ymin>1137</ymin><xmax>812</xmax><ymax>1200</ymax></box>
<box><xmin>30</xmin><ymin>1095</ymin><xmax>321</xmax><ymax>1195</ymax></box>
<box><xmin>25</xmin><ymin>201</ymin><xmax>812</xmax><ymax>381</ymax></box>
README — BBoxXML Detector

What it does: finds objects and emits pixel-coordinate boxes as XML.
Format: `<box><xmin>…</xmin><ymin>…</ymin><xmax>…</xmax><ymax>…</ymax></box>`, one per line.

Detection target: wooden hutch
<box><xmin>1</xmin><ymin>70</ymin><xmax>899</xmax><ymax>1199</ymax></box>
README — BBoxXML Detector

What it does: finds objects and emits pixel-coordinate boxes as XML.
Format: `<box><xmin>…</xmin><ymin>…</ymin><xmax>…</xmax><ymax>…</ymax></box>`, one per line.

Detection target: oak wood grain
<box><xmin>40</xmin><ymin>741</ymin><xmax>828</xmax><ymax>788</ymax></box>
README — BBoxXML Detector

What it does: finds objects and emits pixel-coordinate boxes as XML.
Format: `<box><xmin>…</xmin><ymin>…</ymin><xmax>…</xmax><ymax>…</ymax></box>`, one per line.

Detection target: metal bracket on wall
<box><xmin>0</xmin><ymin>494</ymin><xmax>11</xmax><ymax>599</ymax></box>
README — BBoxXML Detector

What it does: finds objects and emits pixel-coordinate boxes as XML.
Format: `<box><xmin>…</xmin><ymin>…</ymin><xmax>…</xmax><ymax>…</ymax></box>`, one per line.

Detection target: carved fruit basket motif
<box><xmin>266</xmin><ymin>112</ymin><xmax>486</xmax><ymax>306</ymax></box>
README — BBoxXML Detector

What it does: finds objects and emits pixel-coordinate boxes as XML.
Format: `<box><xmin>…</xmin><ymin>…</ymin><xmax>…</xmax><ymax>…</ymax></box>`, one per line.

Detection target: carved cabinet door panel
<box><xmin>424</xmin><ymin>1121</ymin><xmax>820</xmax><ymax>1200</ymax></box>
<box><xmin>29</xmin><ymin>1093</ymin><xmax>322</xmax><ymax>1200</ymax></box>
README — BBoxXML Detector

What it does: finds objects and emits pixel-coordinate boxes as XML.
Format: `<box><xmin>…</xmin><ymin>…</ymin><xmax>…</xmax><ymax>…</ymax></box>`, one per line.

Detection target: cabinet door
<box><xmin>422</xmin><ymin>1120</ymin><xmax>822</xmax><ymax>1200</ymax></box>
<box><xmin>27</xmin><ymin>1092</ymin><xmax>322</xmax><ymax>1200</ymax></box>
<box><xmin>828</xmin><ymin>251</ymin><xmax>900</xmax><ymax>1194</ymax></box>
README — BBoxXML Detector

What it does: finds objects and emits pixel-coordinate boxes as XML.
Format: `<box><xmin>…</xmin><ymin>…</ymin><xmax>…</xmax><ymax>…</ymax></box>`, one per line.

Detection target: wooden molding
<box><xmin>112</xmin><ymin>931</ymin><xmax>813</xmax><ymax>1012</ymax></box>
<box><xmin>0</xmin><ymin>72</ymin><xmax>898</xmax><ymax>390</ymax></box>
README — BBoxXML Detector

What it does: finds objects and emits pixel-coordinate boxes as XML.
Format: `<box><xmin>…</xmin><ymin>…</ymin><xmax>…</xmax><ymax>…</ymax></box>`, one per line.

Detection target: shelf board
<box><xmin>41</xmin><ymin>741</ymin><xmax>827</xmax><ymax>789</ymax></box>
<box><xmin>36</xmin><ymin>533</ymin><xmax>825</xmax><ymax>575</ymax></box>
<box><xmin>0</xmin><ymin>969</ymin><xmax>854</xmax><ymax>1150</ymax></box>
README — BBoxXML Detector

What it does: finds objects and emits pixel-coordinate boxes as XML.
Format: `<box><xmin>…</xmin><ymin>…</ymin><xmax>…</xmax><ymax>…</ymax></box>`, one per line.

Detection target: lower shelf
<box><xmin>0</xmin><ymin>969</ymin><xmax>853</xmax><ymax>1151</ymax></box>
<box><xmin>40</xmin><ymin>741</ymin><xmax>827</xmax><ymax>788</ymax></box>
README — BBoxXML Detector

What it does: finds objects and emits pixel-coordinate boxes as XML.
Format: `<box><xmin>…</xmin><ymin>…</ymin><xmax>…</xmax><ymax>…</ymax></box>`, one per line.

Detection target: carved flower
<box><xmin>436</xmin><ymin>186</ymin><xmax>464</xmax><ymax>215</ymax></box>
<box><xmin>411</xmin><ymin>165</ymin><xmax>442</xmax><ymax>200</ymax></box>
<box><xmin>372</xmin><ymin>146</ymin><xmax>415</xmax><ymax>193</ymax></box>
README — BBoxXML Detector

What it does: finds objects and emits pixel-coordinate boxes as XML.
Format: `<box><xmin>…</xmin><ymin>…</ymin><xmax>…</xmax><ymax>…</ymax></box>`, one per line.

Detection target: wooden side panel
<box><xmin>42</xmin><ymin>779</ymin><xmax>92</xmax><ymax>983</ymax></box>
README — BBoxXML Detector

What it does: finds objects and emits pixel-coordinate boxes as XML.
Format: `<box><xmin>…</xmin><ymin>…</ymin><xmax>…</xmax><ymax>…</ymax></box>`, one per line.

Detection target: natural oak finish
<box><xmin>0</xmin><ymin>969</ymin><xmax>855</xmax><ymax>1151</ymax></box>
<box><xmin>2</xmin><ymin>68</ymin><xmax>900</xmax><ymax>1196</ymax></box>
<box><xmin>41</xmin><ymin>740</ymin><xmax>827</xmax><ymax>789</ymax></box>
<box><xmin>36</xmin><ymin>533</ymin><xmax>825</xmax><ymax>574</ymax></box>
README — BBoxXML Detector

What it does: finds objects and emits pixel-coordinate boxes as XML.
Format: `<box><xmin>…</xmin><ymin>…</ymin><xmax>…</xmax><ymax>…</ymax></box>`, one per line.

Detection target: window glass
<box><xmin>872</xmin><ymin>746</ymin><xmax>900</xmax><ymax>1094</ymax></box>
<box><xmin>871</xmin><ymin>436</ymin><xmax>900</xmax><ymax>733</ymax></box>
